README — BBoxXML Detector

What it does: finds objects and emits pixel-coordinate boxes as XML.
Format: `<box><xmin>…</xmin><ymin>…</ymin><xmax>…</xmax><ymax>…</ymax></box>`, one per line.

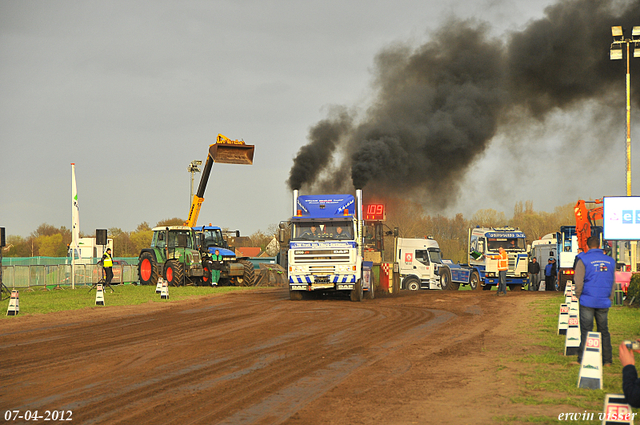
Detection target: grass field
<box><xmin>498</xmin><ymin>294</ymin><xmax>640</xmax><ymax>423</ymax></box>
<box><xmin>0</xmin><ymin>283</ymin><xmax>252</xmax><ymax>317</ymax></box>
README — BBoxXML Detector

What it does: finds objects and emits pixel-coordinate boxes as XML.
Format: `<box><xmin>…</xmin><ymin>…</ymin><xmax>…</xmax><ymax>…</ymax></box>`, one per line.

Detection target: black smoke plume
<box><xmin>287</xmin><ymin>0</ymin><xmax>640</xmax><ymax>208</ymax></box>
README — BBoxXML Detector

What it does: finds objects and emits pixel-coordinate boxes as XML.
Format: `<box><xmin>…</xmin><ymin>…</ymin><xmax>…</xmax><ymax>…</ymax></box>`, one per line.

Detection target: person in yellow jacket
<box><xmin>101</xmin><ymin>248</ymin><xmax>114</xmax><ymax>287</ymax></box>
<box><xmin>490</xmin><ymin>246</ymin><xmax>508</xmax><ymax>296</ymax></box>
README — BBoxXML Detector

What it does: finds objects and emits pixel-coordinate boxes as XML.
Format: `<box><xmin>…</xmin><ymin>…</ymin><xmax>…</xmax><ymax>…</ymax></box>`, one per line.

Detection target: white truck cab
<box><xmin>396</xmin><ymin>237</ymin><xmax>445</xmax><ymax>290</ymax></box>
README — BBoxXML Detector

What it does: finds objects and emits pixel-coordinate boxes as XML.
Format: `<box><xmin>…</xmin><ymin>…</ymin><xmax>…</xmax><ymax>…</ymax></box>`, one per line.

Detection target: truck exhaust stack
<box><xmin>293</xmin><ymin>189</ymin><xmax>299</xmax><ymax>216</ymax></box>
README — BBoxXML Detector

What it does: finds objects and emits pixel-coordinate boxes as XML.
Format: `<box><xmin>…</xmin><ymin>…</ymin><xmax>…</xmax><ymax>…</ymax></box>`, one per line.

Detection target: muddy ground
<box><xmin>0</xmin><ymin>288</ymin><xmax>570</xmax><ymax>424</ymax></box>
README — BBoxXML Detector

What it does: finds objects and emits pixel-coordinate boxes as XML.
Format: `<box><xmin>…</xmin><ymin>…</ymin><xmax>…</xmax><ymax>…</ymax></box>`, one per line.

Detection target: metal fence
<box><xmin>1</xmin><ymin>264</ymin><xmax>139</xmax><ymax>289</ymax></box>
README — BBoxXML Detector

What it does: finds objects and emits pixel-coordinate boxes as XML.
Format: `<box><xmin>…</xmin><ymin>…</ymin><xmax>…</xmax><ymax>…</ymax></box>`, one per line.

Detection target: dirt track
<box><xmin>0</xmin><ymin>288</ymin><xmax>563</xmax><ymax>424</ymax></box>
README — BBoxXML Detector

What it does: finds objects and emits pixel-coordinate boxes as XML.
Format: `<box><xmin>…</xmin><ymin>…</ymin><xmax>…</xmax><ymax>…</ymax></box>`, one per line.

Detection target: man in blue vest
<box><xmin>574</xmin><ymin>236</ymin><xmax>615</xmax><ymax>366</ymax></box>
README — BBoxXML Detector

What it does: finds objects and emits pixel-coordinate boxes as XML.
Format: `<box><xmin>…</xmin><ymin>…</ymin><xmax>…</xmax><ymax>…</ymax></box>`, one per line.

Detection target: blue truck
<box><xmin>287</xmin><ymin>190</ymin><xmax>374</xmax><ymax>301</ymax></box>
<box><xmin>467</xmin><ymin>227</ymin><xmax>529</xmax><ymax>291</ymax></box>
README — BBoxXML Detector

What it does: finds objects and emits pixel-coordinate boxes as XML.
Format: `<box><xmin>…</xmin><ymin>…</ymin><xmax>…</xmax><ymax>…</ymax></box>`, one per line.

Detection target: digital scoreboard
<box><xmin>364</xmin><ymin>204</ymin><xmax>386</xmax><ymax>221</ymax></box>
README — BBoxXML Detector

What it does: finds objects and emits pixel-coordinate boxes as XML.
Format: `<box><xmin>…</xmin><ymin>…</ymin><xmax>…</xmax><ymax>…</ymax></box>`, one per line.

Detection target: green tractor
<box><xmin>138</xmin><ymin>226</ymin><xmax>205</xmax><ymax>286</ymax></box>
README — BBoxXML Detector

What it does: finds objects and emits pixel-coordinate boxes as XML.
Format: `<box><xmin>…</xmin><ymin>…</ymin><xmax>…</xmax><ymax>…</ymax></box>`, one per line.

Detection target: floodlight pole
<box><xmin>626</xmin><ymin>40</ymin><xmax>631</xmax><ymax>197</ymax></box>
<box><xmin>611</xmin><ymin>26</ymin><xmax>639</xmax><ymax>270</ymax></box>
<box><xmin>188</xmin><ymin>160</ymin><xmax>202</xmax><ymax>209</ymax></box>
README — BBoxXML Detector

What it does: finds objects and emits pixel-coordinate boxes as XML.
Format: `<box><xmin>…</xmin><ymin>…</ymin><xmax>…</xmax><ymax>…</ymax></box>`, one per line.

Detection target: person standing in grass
<box><xmin>211</xmin><ymin>249</ymin><xmax>222</xmax><ymax>286</ymax></box>
<box><xmin>574</xmin><ymin>236</ymin><xmax>615</xmax><ymax>366</ymax></box>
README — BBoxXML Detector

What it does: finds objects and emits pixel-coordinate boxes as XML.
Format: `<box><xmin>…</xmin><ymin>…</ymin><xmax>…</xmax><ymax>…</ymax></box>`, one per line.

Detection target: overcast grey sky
<box><xmin>1</xmin><ymin>0</ymin><xmax>636</xmax><ymax>239</ymax></box>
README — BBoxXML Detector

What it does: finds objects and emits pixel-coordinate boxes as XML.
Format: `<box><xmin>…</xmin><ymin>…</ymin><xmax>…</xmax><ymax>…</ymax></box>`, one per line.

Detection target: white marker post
<box><xmin>161</xmin><ymin>280</ymin><xmax>169</xmax><ymax>300</ymax></box>
<box><xmin>558</xmin><ymin>304</ymin><xmax>569</xmax><ymax>335</ymax></box>
<box><xmin>602</xmin><ymin>394</ymin><xmax>635</xmax><ymax>424</ymax></box>
<box><xmin>564</xmin><ymin>281</ymin><xmax>573</xmax><ymax>304</ymax></box>
<box><xmin>564</xmin><ymin>312</ymin><xmax>581</xmax><ymax>356</ymax></box>
<box><xmin>577</xmin><ymin>332</ymin><xmax>602</xmax><ymax>389</ymax></box>
<box><xmin>6</xmin><ymin>290</ymin><xmax>19</xmax><ymax>316</ymax></box>
<box><xmin>156</xmin><ymin>277</ymin><xmax>164</xmax><ymax>294</ymax></box>
<box><xmin>95</xmin><ymin>284</ymin><xmax>105</xmax><ymax>306</ymax></box>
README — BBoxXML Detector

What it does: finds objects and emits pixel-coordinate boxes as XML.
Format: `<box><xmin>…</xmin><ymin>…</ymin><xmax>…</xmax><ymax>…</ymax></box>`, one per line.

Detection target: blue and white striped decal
<box><xmin>289</xmin><ymin>274</ymin><xmax>356</xmax><ymax>284</ymax></box>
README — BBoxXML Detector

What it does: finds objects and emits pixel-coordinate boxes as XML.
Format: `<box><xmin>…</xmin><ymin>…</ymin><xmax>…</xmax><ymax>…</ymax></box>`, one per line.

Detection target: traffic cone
<box><xmin>6</xmin><ymin>290</ymin><xmax>19</xmax><ymax>316</ymax></box>
<box><xmin>95</xmin><ymin>284</ymin><xmax>105</xmax><ymax>306</ymax></box>
<box><xmin>161</xmin><ymin>280</ymin><xmax>169</xmax><ymax>300</ymax></box>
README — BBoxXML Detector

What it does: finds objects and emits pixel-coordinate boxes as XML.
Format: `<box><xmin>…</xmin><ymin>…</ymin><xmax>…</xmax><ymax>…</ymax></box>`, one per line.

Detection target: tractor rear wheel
<box><xmin>164</xmin><ymin>260</ymin><xmax>185</xmax><ymax>287</ymax></box>
<box><xmin>236</xmin><ymin>260</ymin><xmax>255</xmax><ymax>286</ymax></box>
<box><xmin>138</xmin><ymin>252</ymin><xmax>159</xmax><ymax>286</ymax></box>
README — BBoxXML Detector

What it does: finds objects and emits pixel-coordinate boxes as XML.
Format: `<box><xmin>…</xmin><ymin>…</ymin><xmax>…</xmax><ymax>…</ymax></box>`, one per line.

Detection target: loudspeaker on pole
<box><xmin>0</xmin><ymin>227</ymin><xmax>5</xmax><ymax>248</ymax></box>
<box><xmin>96</xmin><ymin>229</ymin><xmax>107</xmax><ymax>246</ymax></box>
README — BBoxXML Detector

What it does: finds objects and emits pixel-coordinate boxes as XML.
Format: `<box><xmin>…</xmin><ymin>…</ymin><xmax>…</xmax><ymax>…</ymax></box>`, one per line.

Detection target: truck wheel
<box><xmin>440</xmin><ymin>267</ymin><xmax>459</xmax><ymax>290</ymax></box>
<box><xmin>404</xmin><ymin>277</ymin><xmax>420</xmax><ymax>291</ymax></box>
<box><xmin>236</xmin><ymin>260</ymin><xmax>255</xmax><ymax>286</ymax></box>
<box><xmin>138</xmin><ymin>252</ymin><xmax>159</xmax><ymax>286</ymax></box>
<box><xmin>365</xmin><ymin>280</ymin><xmax>376</xmax><ymax>299</ymax></box>
<box><xmin>164</xmin><ymin>260</ymin><xmax>184</xmax><ymax>287</ymax></box>
<box><xmin>350</xmin><ymin>279</ymin><xmax>363</xmax><ymax>302</ymax></box>
<box><xmin>290</xmin><ymin>290</ymin><xmax>303</xmax><ymax>301</ymax></box>
<box><xmin>469</xmin><ymin>271</ymin><xmax>481</xmax><ymax>291</ymax></box>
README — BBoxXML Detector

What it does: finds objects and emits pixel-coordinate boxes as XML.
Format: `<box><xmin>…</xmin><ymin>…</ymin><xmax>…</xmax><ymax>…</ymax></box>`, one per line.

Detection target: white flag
<box><xmin>71</xmin><ymin>163</ymin><xmax>80</xmax><ymax>259</ymax></box>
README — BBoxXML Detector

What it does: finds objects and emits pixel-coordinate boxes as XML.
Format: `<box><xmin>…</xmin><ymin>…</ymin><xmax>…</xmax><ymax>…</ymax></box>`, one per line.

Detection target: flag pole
<box><xmin>71</xmin><ymin>163</ymin><xmax>80</xmax><ymax>290</ymax></box>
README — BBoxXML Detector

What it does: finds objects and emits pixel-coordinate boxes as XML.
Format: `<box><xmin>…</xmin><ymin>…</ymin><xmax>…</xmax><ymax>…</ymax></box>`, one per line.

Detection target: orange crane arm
<box><xmin>184</xmin><ymin>135</ymin><xmax>255</xmax><ymax>228</ymax></box>
<box><xmin>574</xmin><ymin>199</ymin><xmax>602</xmax><ymax>252</ymax></box>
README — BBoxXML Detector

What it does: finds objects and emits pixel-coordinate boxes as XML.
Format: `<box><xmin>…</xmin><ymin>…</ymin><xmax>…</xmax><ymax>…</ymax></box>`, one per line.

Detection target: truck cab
<box><xmin>396</xmin><ymin>237</ymin><xmax>472</xmax><ymax>290</ymax></box>
<box><xmin>288</xmin><ymin>191</ymin><xmax>373</xmax><ymax>301</ymax></box>
<box><xmin>468</xmin><ymin>227</ymin><xmax>529</xmax><ymax>290</ymax></box>
<box><xmin>396</xmin><ymin>237</ymin><xmax>443</xmax><ymax>290</ymax></box>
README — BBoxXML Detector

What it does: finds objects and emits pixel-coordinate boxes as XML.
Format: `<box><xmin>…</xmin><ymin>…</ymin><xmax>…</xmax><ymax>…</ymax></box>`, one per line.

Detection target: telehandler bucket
<box><xmin>209</xmin><ymin>134</ymin><xmax>255</xmax><ymax>165</ymax></box>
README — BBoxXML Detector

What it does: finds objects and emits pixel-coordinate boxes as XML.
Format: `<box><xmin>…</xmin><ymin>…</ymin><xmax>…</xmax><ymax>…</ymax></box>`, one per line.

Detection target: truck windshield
<box><xmin>292</xmin><ymin>221</ymin><xmax>354</xmax><ymax>240</ymax></box>
<box><xmin>487</xmin><ymin>238</ymin><xmax>525</xmax><ymax>251</ymax></box>
<box><xmin>428</xmin><ymin>248</ymin><xmax>442</xmax><ymax>263</ymax></box>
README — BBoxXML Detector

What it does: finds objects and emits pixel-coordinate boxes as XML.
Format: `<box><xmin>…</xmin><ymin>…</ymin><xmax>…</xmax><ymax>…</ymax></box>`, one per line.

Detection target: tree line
<box><xmin>2</xmin><ymin>219</ymin><xmax>280</xmax><ymax>259</ymax></box>
<box><xmin>2</xmin><ymin>200</ymin><xmax>578</xmax><ymax>261</ymax></box>
<box><xmin>381</xmin><ymin>199</ymin><xmax>576</xmax><ymax>263</ymax></box>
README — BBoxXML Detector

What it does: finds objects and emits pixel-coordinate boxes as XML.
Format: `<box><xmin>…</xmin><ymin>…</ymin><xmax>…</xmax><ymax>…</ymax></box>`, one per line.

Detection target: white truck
<box><xmin>396</xmin><ymin>237</ymin><xmax>473</xmax><ymax>290</ymax></box>
<box><xmin>287</xmin><ymin>190</ymin><xmax>374</xmax><ymax>301</ymax></box>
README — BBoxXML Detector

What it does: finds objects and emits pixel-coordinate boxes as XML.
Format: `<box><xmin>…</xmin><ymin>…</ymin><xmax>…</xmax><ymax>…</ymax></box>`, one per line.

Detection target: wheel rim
<box><xmin>166</xmin><ymin>267</ymin><xmax>173</xmax><ymax>282</ymax></box>
<box><xmin>203</xmin><ymin>265</ymin><xmax>210</xmax><ymax>282</ymax></box>
<box><xmin>141</xmin><ymin>259</ymin><xmax>151</xmax><ymax>281</ymax></box>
